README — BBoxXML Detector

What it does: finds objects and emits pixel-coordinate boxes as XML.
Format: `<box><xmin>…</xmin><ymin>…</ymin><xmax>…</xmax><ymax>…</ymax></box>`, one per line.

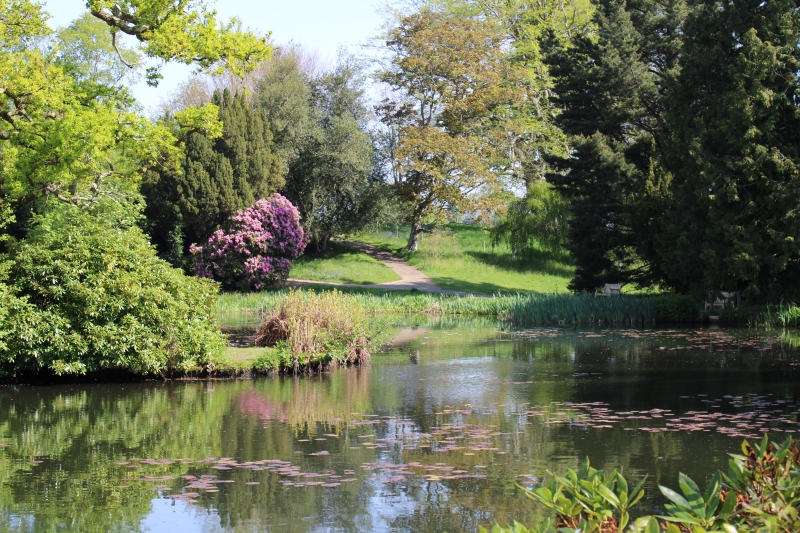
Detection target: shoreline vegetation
<box><xmin>485</xmin><ymin>435</ymin><xmax>800</xmax><ymax>533</ymax></box>
<box><xmin>218</xmin><ymin>289</ymin><xmax>701</xmax><ymax>327</ymax></box>
<box><xmin>8</xmin><ymin>282</ymin><xmax>800</xmax><ymax>384</ymax></box>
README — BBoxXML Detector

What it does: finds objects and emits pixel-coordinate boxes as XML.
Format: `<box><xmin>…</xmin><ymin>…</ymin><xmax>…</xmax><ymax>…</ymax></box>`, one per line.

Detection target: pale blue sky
<box><xmin>43</xmin><ymin>0</ymin><xmax>383</xmax><ymax>112</ymax></box>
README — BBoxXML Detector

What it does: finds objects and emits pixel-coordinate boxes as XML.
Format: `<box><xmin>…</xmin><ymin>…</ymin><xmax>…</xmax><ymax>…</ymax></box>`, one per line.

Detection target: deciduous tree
<box><xmin>0</xmin><ymin>0</ymin><xmax>269</xmax><ymax>216</ymax></box>
<box><xmin>283</xmin><ymin>55</ymin><xmax>387</xmax><ymax>251</ymax></box>
<box><xmin>379</xmin><ymin>10</ymin><xmax>514</xmax><ymax>251</ymax></box>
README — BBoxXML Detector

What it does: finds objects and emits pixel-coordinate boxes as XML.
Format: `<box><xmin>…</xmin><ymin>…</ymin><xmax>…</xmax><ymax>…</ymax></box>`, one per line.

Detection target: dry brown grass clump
<box><xmin>254</xmin><ymin>290</ymin><xmax>370</xmax><ymax>372</ymax></box>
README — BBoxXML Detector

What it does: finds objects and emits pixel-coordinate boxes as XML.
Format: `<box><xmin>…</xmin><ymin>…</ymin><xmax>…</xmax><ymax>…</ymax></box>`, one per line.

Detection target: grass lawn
<box><xmin>289</xmin><ymin>241</ymin><xmax>400</xmax><ymax>285</ymax></box>
<box><xmin>352</xmin><ymin>224</ymin><xmax>573</xmax><ymax>294</ymax></box>
<box><xmin>226</xmin><ymin>346</ymin><xmax>265</xmax><ymax>362</ymax></box>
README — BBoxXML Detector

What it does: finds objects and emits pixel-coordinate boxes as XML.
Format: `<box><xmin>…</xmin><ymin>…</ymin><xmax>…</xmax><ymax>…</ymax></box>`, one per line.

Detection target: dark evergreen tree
<box><xmin>142</xmin><ymin>90</ymin><xmax>285</xmax><ymax>264</ymax></box>
<box><xmin>658</xmin><ymin>0</ymin><xmax>800</xmax><ymax>300</ymax></box>
<box><xmin>544</xmin><ymin>0</ymin><xmax>685</xmax><ymax>291</ymax></box>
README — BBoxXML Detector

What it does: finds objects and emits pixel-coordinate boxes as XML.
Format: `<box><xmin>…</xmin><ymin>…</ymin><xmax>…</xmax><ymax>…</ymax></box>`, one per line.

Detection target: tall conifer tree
<box><xmin>142</xmin><ymin>90</ymin><xmax>285</xmax><ymax>263</ymax></box>
<box><xmin>659</xmin><ymin>0</ymin><xmax>800</xmax><ymax>299</ymax></box>
<box><xmin>544</xmin><ymin>0</ymin><xmax>685</xmax><ymax>291</ymax></box>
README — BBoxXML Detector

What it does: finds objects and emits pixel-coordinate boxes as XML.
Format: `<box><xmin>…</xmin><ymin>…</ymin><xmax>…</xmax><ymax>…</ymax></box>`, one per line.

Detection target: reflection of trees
<box><xmin>0</xmin><ymin>382</ymin><xmax>238</xmax><ymax>532</ymax></box>
<box><xmin>0</xmin><ymin>372</ymin><xmax>384</xmax><ymax>533</ymax></box>
<box><xmin>1</xmin><ymin>322</ymin><xmax>798</xmax><ymax>532</ymax></box>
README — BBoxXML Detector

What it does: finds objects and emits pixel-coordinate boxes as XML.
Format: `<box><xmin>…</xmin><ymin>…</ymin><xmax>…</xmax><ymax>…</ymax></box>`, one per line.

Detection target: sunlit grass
<box><xmin>352</xmin><ymin>224</ymin><xmax>573</xmax><ymax>294</ymax></box>
<box><xmin>290</xmin><ymin>241</ymin><xmax>400</xmax><ymax>284</ymax></box>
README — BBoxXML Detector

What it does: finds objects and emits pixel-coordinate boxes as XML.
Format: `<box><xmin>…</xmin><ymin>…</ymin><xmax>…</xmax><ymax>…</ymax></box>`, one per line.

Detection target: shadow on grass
<box><xmin>464</xmin><ymin>250</ymin><xmax>573</xmax><ymax>278</ymax></box>
<box><xmin>427</xmin><ymin>276</ymin><xmax>568</xmax><ymax>295</ymax></box>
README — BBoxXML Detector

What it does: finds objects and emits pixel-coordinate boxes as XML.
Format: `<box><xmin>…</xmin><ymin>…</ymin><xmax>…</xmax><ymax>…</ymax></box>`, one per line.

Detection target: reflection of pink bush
<box><xmin>237</xmin><ymin>391</ymin><xmax>287</xmax><ymax>423</ymax></box>
<box><xmin>191</xmin><ymin>194</ymin><xmax>308</xmax><ymax>290</ymax></box>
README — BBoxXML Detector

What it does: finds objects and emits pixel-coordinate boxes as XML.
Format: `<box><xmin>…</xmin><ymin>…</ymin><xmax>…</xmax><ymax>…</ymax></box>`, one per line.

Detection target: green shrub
<box><xmin>718</xmin><ymin>307</ymin><xmax>749</xmax><ymax>326</ymax></box>
<box><xmin>653</xmin><ymin>294</ymin><xmax>698</xmax><ymax>323</ymax></box>
<box><xmin>481</xmin><ymin>435</ymin><xmax>800</xmax><ymax>533</ymax></box>
<box><xmin>252</xmin><ymin>343</ymin><xmax>293</xmax><ymax>372</ymax></box>
<box><xmin>1</xmin><ymin>207</ymin><xmax>226</xmax><ymax>376</ymax></box>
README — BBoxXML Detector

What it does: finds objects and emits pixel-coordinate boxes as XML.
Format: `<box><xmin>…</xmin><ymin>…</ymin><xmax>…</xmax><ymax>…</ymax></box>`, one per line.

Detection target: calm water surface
<box><xmin>2</xmin><ymin>318</ymin><xmax>800</xmax><ymax>532</ymax></box>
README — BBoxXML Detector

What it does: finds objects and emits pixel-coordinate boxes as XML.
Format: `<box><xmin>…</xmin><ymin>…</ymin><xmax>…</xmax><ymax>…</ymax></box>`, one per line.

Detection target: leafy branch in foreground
<box><xmin>87</xmin><ymin>0</ymin><xmax>271</xmax><ymax>84</ymax></box>
<box><xmin>481</xmin><ymin>435</ymin><xmax>800</xmax><ymax>533</ymax></box>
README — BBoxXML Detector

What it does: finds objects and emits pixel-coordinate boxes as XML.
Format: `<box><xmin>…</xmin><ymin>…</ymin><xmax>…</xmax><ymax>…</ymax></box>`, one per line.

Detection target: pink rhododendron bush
<box><xmin>191</xmin><ymin>194</ymin><xmax>308</xmax><ymax>290</ymax></box>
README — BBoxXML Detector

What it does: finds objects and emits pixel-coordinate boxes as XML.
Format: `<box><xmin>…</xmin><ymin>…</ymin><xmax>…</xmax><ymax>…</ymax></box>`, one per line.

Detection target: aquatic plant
<box><xmin>253</xmin><ymin>290</ymin><xmax>371</xmax><ymax>372</ymax></box>
<box><xmin>191</xmin><ymin>194</ymin><xmax>308</xmax><ymax>291</ymax></box>
<box><xmin>483</xmin><ymin>435</ymin><xmax>800</xmax><ymax>533</ymax></box>
<box><xmin>754</xmin><ymin>302</ymin><xmax>800</xmax><ymax>328</ymax></box>
<box><xmin>218</xmin><ymin>289</ymin><xmax>666</xmax><ymax>326</ymax></box>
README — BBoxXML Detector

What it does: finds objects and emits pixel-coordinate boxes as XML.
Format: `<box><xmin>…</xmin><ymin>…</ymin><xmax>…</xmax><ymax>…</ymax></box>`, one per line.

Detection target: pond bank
<box><xmin>218</xmin><ymin>290</ymin><xmax>703</xmax><ymax>327</ymax></box>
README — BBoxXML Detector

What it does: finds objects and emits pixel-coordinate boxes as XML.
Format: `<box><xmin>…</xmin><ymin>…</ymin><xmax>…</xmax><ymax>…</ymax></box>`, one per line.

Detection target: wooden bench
<box><xmin>595</xmin><ymin>284</ymin><xmax>622</xmax><ymax>297</ymax></box>
<box><xmin>704</xmin><ymin>291</ymin><xmax>740</xmax><ymax>311</ymax></box>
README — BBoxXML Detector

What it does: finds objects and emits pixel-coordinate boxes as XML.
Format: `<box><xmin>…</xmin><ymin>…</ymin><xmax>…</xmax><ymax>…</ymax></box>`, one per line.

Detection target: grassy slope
<box><xmin>352</xmin><ymin>224</ymin><xmax>573</xmax><ymax>294</ymax></box>
<box><xmin>289</xmin><ymin>241</ymin><xmax>400</xmax><ymax>285</ymax></box>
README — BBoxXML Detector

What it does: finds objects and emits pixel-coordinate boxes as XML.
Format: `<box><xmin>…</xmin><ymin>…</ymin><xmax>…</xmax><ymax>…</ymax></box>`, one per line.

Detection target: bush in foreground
<box><xmin>192</xmin><ymin>194</ymin><xmax>308</xmax><ymax>291</ymax></box>
<box><xmin>1</xmin><ymin>207</ymin><xmax>226</xmax><ymax>377</ymax></box>
<box><xmin>253</xmin><ymin>289</ymin><xmax>370</xmax><ymax>373</ymax></box>
<box><xmin>483</xmin><ymin>435</ymin><xmax>799</xmax><ymax>533</ymax></box>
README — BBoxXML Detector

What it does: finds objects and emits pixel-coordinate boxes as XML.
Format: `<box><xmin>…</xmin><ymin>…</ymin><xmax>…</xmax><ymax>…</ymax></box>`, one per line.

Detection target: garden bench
<box><xmin>704</xmin><ymin>291</ymin><xmax>740</xmax><ymax>311</ymax></box>
<box><xmin>594</xmin><ymin>283</ymin><xmax>622</xmax><ymax>297</ymax></box>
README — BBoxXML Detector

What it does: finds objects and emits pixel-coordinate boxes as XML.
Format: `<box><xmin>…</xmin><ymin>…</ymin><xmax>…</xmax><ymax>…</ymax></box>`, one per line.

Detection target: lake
<box><xmin>1</xmin><ymin>318</ymin><xmax>799</xmax><ymax>532</ymax></box>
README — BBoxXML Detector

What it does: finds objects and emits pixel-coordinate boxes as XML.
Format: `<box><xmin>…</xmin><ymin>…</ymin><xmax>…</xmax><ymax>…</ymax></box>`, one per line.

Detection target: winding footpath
<box><xmin>289</xmin><ymin>240</ymin><xmax>478</xmax><ymax>296</ymax></box>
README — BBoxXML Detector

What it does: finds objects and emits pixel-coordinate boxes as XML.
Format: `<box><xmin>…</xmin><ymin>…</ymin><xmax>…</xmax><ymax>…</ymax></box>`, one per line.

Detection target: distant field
<box><xmin>352</xmin><ymin>224</ymin><xmax>573</xmax><ymax>294</ymax></box>
<box><xmin>289</xmin><ymin>241</ymin><xmax>400</xmax><ymax>285</ymax></box>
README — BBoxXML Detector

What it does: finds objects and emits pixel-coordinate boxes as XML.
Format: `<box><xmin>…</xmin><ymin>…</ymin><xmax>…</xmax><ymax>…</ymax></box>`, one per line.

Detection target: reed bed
<box><xmin>753</xmin><ymin>302</ymin><xmax>800</xmax><ymax>328</ymax></box>
<box><xmin>218</xmin><ymin>289</ymin><xmax>659</xmax><ymax>326</ymax></box>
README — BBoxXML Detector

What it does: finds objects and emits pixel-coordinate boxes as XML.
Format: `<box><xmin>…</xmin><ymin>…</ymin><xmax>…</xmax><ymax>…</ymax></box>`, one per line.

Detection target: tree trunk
<box><xmin>407</xmin><ymin>219</ymin><xmax>423</xmax><ymax>251</ymax></box>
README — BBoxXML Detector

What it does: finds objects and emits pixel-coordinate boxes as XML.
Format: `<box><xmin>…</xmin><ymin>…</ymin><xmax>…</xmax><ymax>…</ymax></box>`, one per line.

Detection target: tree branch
<box><xmin>112</xmin><ymin>32</ymin><xmax>136</xmax><ymax>69</ymax></box>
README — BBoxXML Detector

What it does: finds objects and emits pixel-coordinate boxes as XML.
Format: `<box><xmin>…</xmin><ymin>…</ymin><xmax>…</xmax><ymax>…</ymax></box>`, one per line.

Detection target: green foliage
<box><xmin>219</xmin><ymin>288</ymin><xmax>664</xmax><ymax>325</ymax></box>
<box><xmin>87</xmin><ymin>0</ymin><xmax>271</xmax><ymax>85</ymax></box>
<box><xmin>658</xmin><ymin>471</ymin><xmax>736</xmax><ymax>530</ymax></box>
<box><xmin>653</xmin><ymin>294</ymin><xmax>698</xmax><ymax>323</ymax></box>
<box><xmin>0</xmin><ymin>0</ymin><xmax>258</xmax><ymax>215</ymax></box>
<box><xmin>492</xmin><ymin>181</ymin><xmax>571</xmax><ymax>257</ymax></box>
<box><xmin>757</xmin><ymin>302</ymin><xmax>800</xmax><ymax>328</ymax></box>
<box><xmin>718</xmin><ymin>307</ymin><xmax>749</xmax><ymax>326</ymax></box>
<box><xmin>142</xmin><ymin>89</ymin><xmax>285</xmax><ymax>260</ymax></box>
<box><xmin>253</xmin><ymin>48</ymin><xmax>316</xmax><ymax>163</ymax></box>
<box><xmin>483</xmin><ymin>436</ymin><xmax>800</xmax><ymax>533</ymax></box>
<box><xmin>544</xmin><ymin>0</ymin><xmax>683</xmax><ymax>291</ymax></box>
<box><xmin>55</xmin><ymin>13</ymin><xmax>141</xmax><ymax>87</ymax></box>
<box><xmin>0</xmin><ymin>203</ymin><xmax>226</xmax><ymax>376</ymax></box>
<box><xmin>529</xmin><ymin>458</ymin><xmax>645</xmax><ymax>532</ymax></box>
<box><xmin>658</xmin><ymin>0</ymin><xmax>800</xmax><ymax>301</ymax></box>
<box><xmin>283</xmin><ymin>55</ymin><xmax>387</xmax><ymax>250</ymax></box>
<box><xmin>505</xmin><ymin>294</ymin><xmax>657</xmax><ymax>325</ymax></box>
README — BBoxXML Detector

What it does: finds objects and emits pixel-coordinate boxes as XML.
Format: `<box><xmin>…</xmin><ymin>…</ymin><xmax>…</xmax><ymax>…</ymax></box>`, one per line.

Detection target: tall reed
<box><xmin>753</xmin><ymin>302</ymin><xmax>800</xmax><ymax>328</ymax></box>
<box><xmin>219</xmin><ymin>289</ymin><xmax>659</xmax><ymax>326</ymax></box>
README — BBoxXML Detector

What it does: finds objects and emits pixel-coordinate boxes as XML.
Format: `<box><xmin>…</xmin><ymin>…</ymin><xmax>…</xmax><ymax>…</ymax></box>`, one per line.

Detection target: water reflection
<box><xmin>0</xmin><ymin>321</ymin><xmax>799</xmax><ymax>532</ymax></box>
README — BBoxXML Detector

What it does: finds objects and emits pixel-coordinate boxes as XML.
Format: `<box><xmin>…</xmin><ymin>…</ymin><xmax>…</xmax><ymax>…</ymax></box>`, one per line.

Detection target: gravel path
<box><xmin>289</xmin><ymin>240</ymin><xmax>481</xmax><ymax>296</ymax></box>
